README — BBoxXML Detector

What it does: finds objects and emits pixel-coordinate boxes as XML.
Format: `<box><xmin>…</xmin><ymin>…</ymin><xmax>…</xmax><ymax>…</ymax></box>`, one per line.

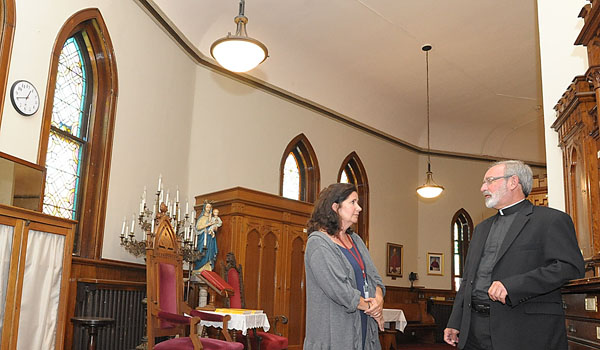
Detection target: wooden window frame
<box><xmin>279</xmin><ymin>133</ymin><xmax>320</xmax><ymax>203</ymax></box>
<box><xmin>450</xmin><ymin>208</ymin><xmax>473</xmax><ymax>292</ymax></box>
<box><xmin>0</xmin><ymin>0</ymin><xmax>16</xmax><ymax>131</ymax></box>
<box><xmin>37</xmin><ymin>8</ymin><xmax>118</xmax><ymax>259</ymax></box>
<box><xmin>337</xmin><ymin>151</ymin><xmax>369</xmax><ymax>247</ymax></box>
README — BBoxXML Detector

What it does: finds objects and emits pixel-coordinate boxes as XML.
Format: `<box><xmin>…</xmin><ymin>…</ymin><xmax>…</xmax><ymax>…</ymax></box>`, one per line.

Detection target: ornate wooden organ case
<box><xmin>195</xmin><ymin>187</ymin><xmax>312</xmax><ymax>350</ymax></box>
<box><xmin>555</xmin><ymin>2</ymin><xmax>600</xmax><ymax>349</ymax></box>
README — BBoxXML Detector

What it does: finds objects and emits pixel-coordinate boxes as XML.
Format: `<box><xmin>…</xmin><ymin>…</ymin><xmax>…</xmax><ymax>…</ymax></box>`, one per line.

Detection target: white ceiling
<box><xmin>152</xmin><ymin>0</ymin><xmax>546</xmax><ymax>164</ymax></box>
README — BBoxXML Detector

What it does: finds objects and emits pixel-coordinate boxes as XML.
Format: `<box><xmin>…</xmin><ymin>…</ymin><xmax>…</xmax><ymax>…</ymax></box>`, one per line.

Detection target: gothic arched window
<box><xmin>451</xmin><ymin>209</ymin><xmax>473</xmax><ymax>291</ymax></box>
<box><xmin>280</xmin><ymin>134</ymin><xmax>320</xmax><ymax>203</ymax></box>
<box><xmin>38</xmin><ymin>9</ymin><xmax>118</xmax><ymax>257</ymax></box>
<box><xmin>337</xmin><ymin>152</ymin><xmax>369</xmax><ymax>246</ymax></box>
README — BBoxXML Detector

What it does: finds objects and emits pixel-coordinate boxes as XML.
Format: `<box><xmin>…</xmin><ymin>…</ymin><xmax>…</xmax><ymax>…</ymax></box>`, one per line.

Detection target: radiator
<box><xmin>73</xmin><ymin>281</ymin><xmax>146</xmax><ymax>350</ymax></box>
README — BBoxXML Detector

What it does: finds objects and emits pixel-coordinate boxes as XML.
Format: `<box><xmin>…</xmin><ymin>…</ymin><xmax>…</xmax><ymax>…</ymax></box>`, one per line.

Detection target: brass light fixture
<box><xmin>210</xmin><ymin>0</ymin><xmax>268</xmax><ymax>73</ymax></box>
<box><xmin>416</xmin><ymin>45</ymin><xmax>444</xmax><ymax>199</ymax></box>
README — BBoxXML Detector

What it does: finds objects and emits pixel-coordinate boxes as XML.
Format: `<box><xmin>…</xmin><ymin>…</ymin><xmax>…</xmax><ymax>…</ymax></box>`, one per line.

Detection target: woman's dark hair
<box><xmin>307</xmin><ymin>183</ymin><xmax>357</xmax><ymax>235</ymax></box>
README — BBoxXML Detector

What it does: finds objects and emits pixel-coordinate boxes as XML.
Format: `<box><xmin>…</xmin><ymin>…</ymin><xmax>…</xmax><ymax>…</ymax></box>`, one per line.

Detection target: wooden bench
<box><xmin>380</xmin><ymin>300</ymin><xmax>437</xmax><ymax>349</ymax></box>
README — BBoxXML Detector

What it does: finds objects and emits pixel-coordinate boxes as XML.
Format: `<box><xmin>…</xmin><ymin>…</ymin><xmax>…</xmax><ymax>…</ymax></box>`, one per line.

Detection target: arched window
<box><xmin>451</xmin><ymin>209</ymin><xmax>473</xmax><ymax>291</ymax></box>
<box><xmin>279</xmin><ymin>134</ymin><xmax>320</xmax><ymax>203</ymax></box>
<box><xmin>0</xmin><ymin>0</ymin><xmax>16</xmax><ymax>129</ymax></box>
<box><xmin>38</xmin><ymin>9</ymin><xmax>118</xmax><ymax>258</ymax></box>
<box><xmin>337</xmin><ymin>152</ymin><xmax>369</xmax><ymax>246</ymax></box>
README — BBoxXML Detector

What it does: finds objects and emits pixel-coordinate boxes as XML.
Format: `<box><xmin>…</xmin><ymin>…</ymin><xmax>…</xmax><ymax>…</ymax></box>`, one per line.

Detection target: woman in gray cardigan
<box><xmin>304</xmin><ymin>183</ymin><xmax>385</xmax><ymax>350</ymax></box>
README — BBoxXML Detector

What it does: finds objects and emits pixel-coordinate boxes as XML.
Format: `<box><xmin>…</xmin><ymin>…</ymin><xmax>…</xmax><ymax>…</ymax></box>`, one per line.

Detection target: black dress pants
<box><xmin>463</xmin><ymin>310</ymin><xmax>492</xmax><ymax>350</ymax></box>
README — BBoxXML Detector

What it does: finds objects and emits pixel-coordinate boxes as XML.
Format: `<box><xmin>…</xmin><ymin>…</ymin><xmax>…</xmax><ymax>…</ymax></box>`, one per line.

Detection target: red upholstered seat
<box><xmin>155</xmin><ymin>337</ymin><xmax>244</xmax><ymax>350</ymax></box>
<box><xmin>146</xmin><ymin>215</ymin><xmax>242</xmax><ymax>350</ymax></box>
<box><xmin>221</xmin><ymin>252</ymin><xmax>288</xmax><ymax>350</ymax></box>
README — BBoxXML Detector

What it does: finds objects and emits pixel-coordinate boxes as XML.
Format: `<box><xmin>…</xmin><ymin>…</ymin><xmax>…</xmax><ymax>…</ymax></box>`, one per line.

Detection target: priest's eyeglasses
<box><xmin>482</xmin><ymin>175</ymin><xmax>512</xmax><ymax>185</ymax></box>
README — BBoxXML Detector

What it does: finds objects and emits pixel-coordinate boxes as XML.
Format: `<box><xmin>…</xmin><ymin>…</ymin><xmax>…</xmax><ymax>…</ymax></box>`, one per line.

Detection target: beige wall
<box><xmin>0</xmin><ymin>0</ymin><xmax>557</xmax><ymax>291</ymax></box>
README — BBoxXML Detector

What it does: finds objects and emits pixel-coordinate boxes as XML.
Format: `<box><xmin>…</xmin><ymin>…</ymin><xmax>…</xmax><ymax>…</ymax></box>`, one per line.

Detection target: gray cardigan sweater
<box><xmin>303</xmin><ymin>231</ymin><xmax>385</xmax><ymax>350</ymax></box>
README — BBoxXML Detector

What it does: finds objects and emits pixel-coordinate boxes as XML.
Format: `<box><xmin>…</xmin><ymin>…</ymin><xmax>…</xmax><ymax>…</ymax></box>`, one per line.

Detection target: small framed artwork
<box><xmin>386</xmin><ymin>243</ymin><xmax>403</xmax><ymax>277</ymax></box>
<box><xmin>427</xmin><ymin>252</ymin><xmax>444</xmax><ymax>275</ymax></box>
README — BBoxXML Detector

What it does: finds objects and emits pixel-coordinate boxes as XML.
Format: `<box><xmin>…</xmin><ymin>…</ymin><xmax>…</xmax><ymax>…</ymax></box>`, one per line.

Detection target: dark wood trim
<box><xmin>279</xmin><ymin>133</ymin><xmax>320</xmax><ymax>203</ymax></box>
<box><xmin>337</xmin><ymin>151</ymin><xmax>370</xmax><ymax>247</ymax></box>
<box><xmin>0</xmin><ymin>0</ymin><xmax>15</xmax><ymax>134</ymax></box>
<box><xmin>37</xmin><ymin>8</ymin><xmax>118</xmax><ymax>259</ymax></box>
<box><xmin>133</xmin><ymin>0</ymin><xmax>547</xmax><ymax>168</ymax></box>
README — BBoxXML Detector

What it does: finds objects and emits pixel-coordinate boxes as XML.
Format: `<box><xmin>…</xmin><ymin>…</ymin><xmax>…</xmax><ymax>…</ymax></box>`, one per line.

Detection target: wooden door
<box><xmin>282</xmin><ymin>224</ymin><xmax>307</xmax><ymax>350</ymax></box>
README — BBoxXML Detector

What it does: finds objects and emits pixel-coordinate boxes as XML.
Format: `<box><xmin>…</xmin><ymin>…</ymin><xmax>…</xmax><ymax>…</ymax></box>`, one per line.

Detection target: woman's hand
<box><xmin>365</xmin><ymin>286</ymin><xmax>384</xmax><ymax>317</ymax></box>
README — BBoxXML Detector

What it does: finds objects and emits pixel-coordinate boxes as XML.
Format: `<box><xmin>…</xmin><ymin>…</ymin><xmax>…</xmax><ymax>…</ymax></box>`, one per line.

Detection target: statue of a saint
<box><xmin>194</xmin><ymin>202</ymin><xmax>219</xmax><ymax>271</ymax></box>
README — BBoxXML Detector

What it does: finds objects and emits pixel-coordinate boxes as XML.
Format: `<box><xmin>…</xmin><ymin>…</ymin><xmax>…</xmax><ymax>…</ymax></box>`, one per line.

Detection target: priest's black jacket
<box><xmin>447</xmin><ymin>200</ymin><xmax>585</xmax><ymax>350</ymax></box>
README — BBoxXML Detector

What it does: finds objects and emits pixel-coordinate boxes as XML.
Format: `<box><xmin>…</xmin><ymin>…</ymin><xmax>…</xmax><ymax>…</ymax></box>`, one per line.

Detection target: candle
<box><xmin>121</xmin><ymin>217</ymin><xmax>126</xmax><ymax>236</ymax></box>
<box><xmin>204</xmin><ymin>231</ymin><xmax>207</xmax><ymax>247</ymax></box>
<box><xmin>176</xmin><ymin>188</ymin><xmax>180</xmax><ymax>203</ymax></box>
<box><xmin>178</xmin><ymin>206</ymin><xmax>181</xmax><ymax>220</ymax></box>
<box><xmin>160</xmin><ymin>190</ymin><xmax>164</xmax><ymax>204</ymax></box>
<box><xmin>139</xmin><ymin>201</ymin><xmax>144</xmax><ymax>215</ymax></box>
<box><xmin>185</xmin><ymin>226</ymin><xmax>189</xmax><ymax>241</ymax></box>
<box><xmin>157</xmin><ymin>174</ymin><xmax>162</xmax><ymax>191</ymax></box>
<box><xmin>166</xmin><ymin>190</ymin><xmax>170</xmax><ymax>206</ymax></box>
<box><xmin>151</xmin><ymin>218</ymin><xmax>155</xmax><ymax>233</ymax></box>
<box><xmin>131</xmin><ymin>214</ymin><xmax>136</xmax><ymax>233</ymax></box>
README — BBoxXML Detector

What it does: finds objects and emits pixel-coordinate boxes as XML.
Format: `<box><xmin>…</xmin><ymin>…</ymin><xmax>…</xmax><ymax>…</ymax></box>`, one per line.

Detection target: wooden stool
<box><xmin>71</xmin><ymin>316</ymin><xmax>115</xmax><ymax>350</ymax></box>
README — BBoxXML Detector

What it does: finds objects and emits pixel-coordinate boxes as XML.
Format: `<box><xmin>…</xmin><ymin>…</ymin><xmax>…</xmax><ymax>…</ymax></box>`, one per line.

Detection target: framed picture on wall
<box><xmin>386</xmin><ymin>243</ymin><xmax>403</xmax><ymax>277</ymax></box>
<box><xmin>427</xmin><ymin>252</ymin><xmax>444</xmax><ymax>275</ymax></box>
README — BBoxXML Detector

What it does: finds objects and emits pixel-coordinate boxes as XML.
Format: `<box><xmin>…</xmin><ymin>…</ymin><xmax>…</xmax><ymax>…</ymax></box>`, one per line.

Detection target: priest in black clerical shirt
<box><xmin>444</xmin><ymin>160</ymin><xmax>584</xmax><ymax>350</ymax></box>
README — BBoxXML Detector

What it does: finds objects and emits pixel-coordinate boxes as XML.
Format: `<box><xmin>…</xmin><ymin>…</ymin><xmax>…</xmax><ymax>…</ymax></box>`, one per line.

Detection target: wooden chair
<box><xmin>221</xmin><ymin>252</ymin><xmax>288</xmax><ymax>350</ymax></box>
<box><xmin>146</xmin><ymin>213</ymin><xmax>243</xmax><ymax>350</ymax></box>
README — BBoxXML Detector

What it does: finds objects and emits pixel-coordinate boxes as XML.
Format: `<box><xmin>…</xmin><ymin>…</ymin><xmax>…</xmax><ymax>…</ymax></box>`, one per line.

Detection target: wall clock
<box><xmin>10</xmin><ymin>80</ymin><xmax>40</xmax><ymax>116</ymax></box>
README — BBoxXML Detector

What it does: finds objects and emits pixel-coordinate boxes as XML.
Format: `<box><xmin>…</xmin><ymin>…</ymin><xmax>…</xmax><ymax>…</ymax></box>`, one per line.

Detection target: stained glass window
<box><xmin>43</xmin><ymin>35</ymin><xmax>89</xmax><ymax>220</ymax></box>
<box><xmin>282</xmin><ymin>152</ymin><xmax>301</xmax><ymax>200</ymax></box>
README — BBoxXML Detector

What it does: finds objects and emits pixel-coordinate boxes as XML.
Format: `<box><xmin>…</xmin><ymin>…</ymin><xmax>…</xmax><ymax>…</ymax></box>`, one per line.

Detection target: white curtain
<box><xmin>17</xmin><ymin>229</ymin><xmax>65</xmax><ymax>350</ymax></box>
<box><xmin>0</xmin><ymin>224</ymin><xmax>15</xmax><ymax>345</ymax></box>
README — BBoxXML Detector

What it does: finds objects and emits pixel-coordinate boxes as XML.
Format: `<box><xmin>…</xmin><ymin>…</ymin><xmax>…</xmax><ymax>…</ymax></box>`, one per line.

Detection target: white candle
<box><xmin>151</xmin><ymin>218</ymin><xmax>155</xmax><ymax>233</ymax></box>
<box><xmin>178</xmin><ymin>206</ymin><xmax>181</xmax><ymax>220</ymax></box>
<box><xmin>160</xmin><ymin>190</ymin><xmax>164</xmax><ymax>204</ymax></box>
<box><xmin>131</xmin><ymin>214</ymin><xmax>136</xmax><ymax>233</ymax></box>
<box><xmin>142</xmin><ymin>186</ymin><xmax>147</xmax><ymax>206</ymax></box>
<box><xmin>185</xmin><ymin>226</ymin><xmax>189</xmax><ymax>241</ymax></box>
<box><xmin>121</xmin><ymin>217</ymin><xmax>126</xmax><ymax>236</ymax></box>
<box><xmin>166</xmin><ymin>190</ymin><xmax>170</xmax><ymax>205</ymax></box>
<box><xmin>186</xmin><ymin>201</ymin><xmax>189</xmax><ymax>215</ymax></box>
<box><xmin>176</xmin><ymin>188</ymin><xmax>180</xmax><ymax>203</ymax></box>
<box><xmin>139</xmin><ymin>201</ymin><xmax>144</xmax><ymax>215</ymax></box>
<box><xmin>204</xmin><ymin>231</ymin><xmax>207</xmax><ymax>247</ymax></box>
<box><xmin>157</xmin><ymin>174</ymin><xmax>162</xmax><ymax>191</ymax></box>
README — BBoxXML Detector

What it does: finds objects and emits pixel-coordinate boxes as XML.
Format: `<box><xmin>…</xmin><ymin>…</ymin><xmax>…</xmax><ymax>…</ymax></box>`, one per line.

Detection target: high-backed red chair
<box><xmin>146</xmin><ymin>213</ymin><xmax>243</xmax><ymax>350</ymax></box>
<box><xmin>221</xmin><ymin>252</ymin><xmax>288</xmax><ymax>350</ymax></box>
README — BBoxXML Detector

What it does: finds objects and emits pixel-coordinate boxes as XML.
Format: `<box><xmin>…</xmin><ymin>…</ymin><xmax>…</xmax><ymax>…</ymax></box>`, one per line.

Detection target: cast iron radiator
<box><xmin>73</xmin><ymin>280</ymin><xmax>146</xmax><ymax>350</ymax></box>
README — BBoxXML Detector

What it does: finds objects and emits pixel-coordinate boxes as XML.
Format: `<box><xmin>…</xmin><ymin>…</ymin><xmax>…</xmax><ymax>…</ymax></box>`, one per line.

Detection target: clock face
<box><xmin>10</xmin><ymin>80</ymin><xmax>40</xmax><ymax>116</ymax></box>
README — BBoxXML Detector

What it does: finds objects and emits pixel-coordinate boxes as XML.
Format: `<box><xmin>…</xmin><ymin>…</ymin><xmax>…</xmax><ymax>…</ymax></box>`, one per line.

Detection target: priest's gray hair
<box><xmin>491</xmin><ymin>160</ymin><xmax>533</xmax><ymax>197</ymax></box>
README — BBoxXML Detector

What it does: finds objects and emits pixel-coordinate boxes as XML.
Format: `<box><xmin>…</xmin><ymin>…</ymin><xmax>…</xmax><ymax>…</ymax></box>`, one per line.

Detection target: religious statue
<box><xmin>194</xmin><ymin>201</ymin><xmax>219</xmax><ymax>271</ymax></box>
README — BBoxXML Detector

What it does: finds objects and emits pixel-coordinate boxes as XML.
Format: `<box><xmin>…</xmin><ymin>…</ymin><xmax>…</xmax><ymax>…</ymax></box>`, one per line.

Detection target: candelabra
<box><xmin>120</xmin><ymin>175</ymin><xmax>205</xmax><ymax>264</ymax></box>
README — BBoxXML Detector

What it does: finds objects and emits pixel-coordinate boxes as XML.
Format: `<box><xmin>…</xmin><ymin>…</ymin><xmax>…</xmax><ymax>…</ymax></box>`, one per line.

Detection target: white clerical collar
<box><xmin>498</xmin><ymin>199</ymin><xmax>525</xmax><ymax>216</ymax></box>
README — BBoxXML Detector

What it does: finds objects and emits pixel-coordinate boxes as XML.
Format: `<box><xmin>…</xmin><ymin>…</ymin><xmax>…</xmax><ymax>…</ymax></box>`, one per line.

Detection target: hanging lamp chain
<box><xmin>426</xmin><ymin>49</ymin><xmax>431</xmax><ymax>167</ymax></box>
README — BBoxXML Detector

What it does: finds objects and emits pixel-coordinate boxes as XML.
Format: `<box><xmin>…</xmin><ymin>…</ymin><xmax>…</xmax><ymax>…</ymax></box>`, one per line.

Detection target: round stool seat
<box><xmin>71</xmin><ymin>317</ymin><xmax>115</xmax><ymax>350</ymax></box>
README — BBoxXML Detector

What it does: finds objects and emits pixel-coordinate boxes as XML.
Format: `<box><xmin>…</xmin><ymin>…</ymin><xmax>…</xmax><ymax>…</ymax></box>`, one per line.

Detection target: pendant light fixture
<box><xmin>210</xmin><ymin>0</ymin><xmax>268</xmax><ymax>73</ymax></box>
<box><xmin>416</xmin><ymin>44</ymin><xmax>444</xmax><ymax>199</ymax></box>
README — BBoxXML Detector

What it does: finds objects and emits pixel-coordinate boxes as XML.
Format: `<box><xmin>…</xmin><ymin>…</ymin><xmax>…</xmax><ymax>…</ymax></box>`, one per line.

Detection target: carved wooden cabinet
<box><xmin>0</xmin><ymin>204</ymin><xmax>75</xmax><ymax>350</ymax></box>
<box><xmin>195</xmin><ymin>187</ymin><xmax>312</xmax><ymax>350</ymax></box>
<box><xmin>553</xmin><ymin>74</ymin><xmax>600</xmax><ymax>261</ymax></box>
<box><xmin>563</xmin><ymin>279</ymin><xmax>600</xmax><ymax>349</ymax></box>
